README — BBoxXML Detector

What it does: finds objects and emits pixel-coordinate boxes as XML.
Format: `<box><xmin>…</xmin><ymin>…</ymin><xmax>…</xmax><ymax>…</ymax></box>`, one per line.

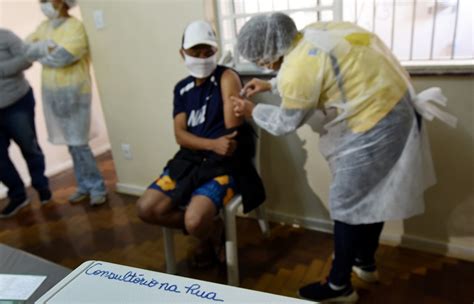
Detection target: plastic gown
<box><xmin>251</xmin><ymin>22</ymin><xmax>456</xmax><ymax>224</ymax></box>
<box><xmin>27</xmin><ymin>17</ymin><xmax>92</xmax><ymax>146</ymax></box>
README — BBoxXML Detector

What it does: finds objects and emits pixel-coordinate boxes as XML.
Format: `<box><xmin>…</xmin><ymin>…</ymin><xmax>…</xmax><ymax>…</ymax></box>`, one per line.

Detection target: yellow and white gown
<box><xmin>253</xmin><ymin>22</ymin><xmax>456</xmax><ymax>224</ymax></box>
<box><xmin>27</xmin><ymin>16</ymin><xmax>92</xmax><ymax>146</ymax></box>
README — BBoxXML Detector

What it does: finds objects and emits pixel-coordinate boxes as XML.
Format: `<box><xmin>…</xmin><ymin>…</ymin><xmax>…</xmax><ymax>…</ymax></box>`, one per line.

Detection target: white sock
<box><xmin>329</xmin><ymin>282</ymin><xmax>346</xmax><ymax>291</ymax></box>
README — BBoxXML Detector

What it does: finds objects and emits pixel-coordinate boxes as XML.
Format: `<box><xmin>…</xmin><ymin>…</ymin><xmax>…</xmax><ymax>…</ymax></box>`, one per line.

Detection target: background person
<box><xmin>0</xmin><ymin>28</ymin><xmax>51</xmax><ymax>218</ymax></box>
<box><xmin>25</xmin><ymin>0</ymin><xmax>107</xmax><ymax>206</ymax></box>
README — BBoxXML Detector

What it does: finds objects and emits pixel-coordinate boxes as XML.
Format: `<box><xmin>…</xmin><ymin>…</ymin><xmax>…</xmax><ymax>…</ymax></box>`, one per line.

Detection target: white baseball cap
<box><xmin>182</xmin><ymin>20</ymin><xmax>218</xmax><ymax>49</ymax></box>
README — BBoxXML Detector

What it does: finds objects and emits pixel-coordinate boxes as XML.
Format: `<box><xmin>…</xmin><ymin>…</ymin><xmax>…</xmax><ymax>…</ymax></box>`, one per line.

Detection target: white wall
<box><xmin>0</xmin><ymin>0</ymin><xmax>110</xmax><ymax>198</ymax></box>
<box><xmin>78</xmin><ymin>0</ymin><xmax>206</xmax><ymax>193</ymax></box>
<box><xmin>77</xmin><ymin>0</ymin><xmax>473</xmax><ymax>261</ymax></box>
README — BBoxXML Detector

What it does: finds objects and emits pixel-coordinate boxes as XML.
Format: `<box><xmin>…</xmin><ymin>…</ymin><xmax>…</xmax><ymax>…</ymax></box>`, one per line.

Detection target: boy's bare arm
<box><xmin>220</xmin><ymin>69</ymin><xmax>244</xmax><ymax>129</ymax></box>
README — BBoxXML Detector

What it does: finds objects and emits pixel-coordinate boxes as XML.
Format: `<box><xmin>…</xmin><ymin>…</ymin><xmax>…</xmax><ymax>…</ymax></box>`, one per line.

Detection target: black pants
<box><xmin>328</xmin><ymin>220</ymin><xmax>384</xmax><ymax>286</ymax></box>
<box><xmin>0</xmin><ymin>89</ymin><xmax>49</xmax><ymax>200</ymax></box>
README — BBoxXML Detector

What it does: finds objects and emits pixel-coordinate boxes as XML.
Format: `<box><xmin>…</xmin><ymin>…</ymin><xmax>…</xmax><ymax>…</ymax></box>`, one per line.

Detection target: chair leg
<box><xmin>224</xmin><ymin>196</ymin><xmax>242</xmax><ymax>286</ymax></box>
<box><xmin>162</xmin><ymin>227</ymin><xmax>177</xmax><ymax>274</ymax></box>
<box><xmin>225</xmin><ymin>209</ymin><xmax>239</xmax><ymax>286</ymax></box>
<box><xmin>255</xmin><ymin>205</ymin><xmax>270</xmax><ymax>237</ymax></box>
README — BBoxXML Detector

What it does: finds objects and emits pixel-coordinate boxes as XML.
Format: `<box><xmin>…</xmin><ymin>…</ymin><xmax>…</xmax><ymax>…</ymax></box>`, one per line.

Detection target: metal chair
<box><xmin>161</xmin><ymin>128</ymin><xmax>269</xmax><ymax>286</ymax></box>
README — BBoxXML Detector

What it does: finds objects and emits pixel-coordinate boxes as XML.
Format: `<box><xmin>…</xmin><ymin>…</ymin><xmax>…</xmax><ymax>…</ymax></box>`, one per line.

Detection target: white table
<box><xmin>36</xmin><ymin>260</ymin><xmax>314</xmax><ymax>303</ymax></box>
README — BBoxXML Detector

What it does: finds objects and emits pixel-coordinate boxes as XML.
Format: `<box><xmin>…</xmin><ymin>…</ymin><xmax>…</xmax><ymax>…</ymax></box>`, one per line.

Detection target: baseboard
<box><xmin>381</xmin><ymin>232</ymin><xmax>474</xmax><ymax>262</ymax></box>
<box><xmin>265</xmin><ymin>210</ymin><xmax>334</xmax><ymax>234</ymax></box>
<box><xmin>266</xmin><ymin>210</ymin><xmax>474</xmax><ymax>262</ymax></box>
<box><xmin>0</xmin><ymin>144</ymin><xmax>111</xmax><ymax>199</ymax></box>
<box><xmin>115</xmin><ymin>183</ymin><xmax>146</xmax><ymax>197</ymax></box>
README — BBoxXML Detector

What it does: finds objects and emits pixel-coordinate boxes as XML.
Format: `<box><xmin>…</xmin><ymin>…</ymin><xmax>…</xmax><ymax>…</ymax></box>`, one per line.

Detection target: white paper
<box><xmin>0</xmin><ymin>274</ymin><xmax>46</xmax><ymax>300</ymax></box>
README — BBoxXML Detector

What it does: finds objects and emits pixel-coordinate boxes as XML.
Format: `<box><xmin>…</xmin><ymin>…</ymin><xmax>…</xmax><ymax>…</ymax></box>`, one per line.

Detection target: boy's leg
<box><xmin>186</xmin><ymin>174</ymin><xmax>236</xmax><ymax>240</ymax></box>
<box><xmin>185</xmin><ymin>195</ymin><xmax>225</xmax><ymax>267</ymax></box>
<box><xmin>184</xmin><ymin>175</ymin><xmax>235</xmax><ymax>266</ymax></box>
<box><xmin>137</xmin><ymin>189</ymin><xmax>184</xmax><ymax>229</ymax></box>
<box><xmin>138</xmin><ymin>170</ymin><xmax>184</xmax><ymax>228</ymax></box>
<box><xmin>185</xmin><ymin>195</ymin><xmax>218</xmax><ymax>239</ymax></box>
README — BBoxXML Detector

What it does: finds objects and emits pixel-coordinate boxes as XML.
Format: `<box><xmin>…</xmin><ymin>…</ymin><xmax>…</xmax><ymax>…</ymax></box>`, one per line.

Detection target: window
<box><xmin>215</xmin><ymin>0</ymin><xmax>473</xmax><ymax>73</ymax></box>
<box><xmin>216</xmin><ymin>0</ymin><xmax>342</xmax><ymax>71</ymax></box>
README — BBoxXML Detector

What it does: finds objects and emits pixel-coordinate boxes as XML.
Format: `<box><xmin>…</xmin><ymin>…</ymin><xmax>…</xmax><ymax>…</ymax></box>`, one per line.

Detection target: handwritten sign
<box><xmin>36</xmin><ymin>261</ymin><xmax>313</xmax><ymax>304</ymax></box>
<box><xmin>85</xmin><ymin>262</ymin><xmax>223</xmax><ymax>302</ymax></box>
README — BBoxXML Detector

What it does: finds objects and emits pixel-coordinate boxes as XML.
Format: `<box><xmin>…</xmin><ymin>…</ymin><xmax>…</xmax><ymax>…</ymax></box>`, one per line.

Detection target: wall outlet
<box><xmin>121</xmin><ymin>143</ymin><xmax>133</xmax><ymax>160</ymax></box>
<box><xmin>93</xmin><ymin>10</ymin><xmax>105</xmax><ymax>30</ymax></box>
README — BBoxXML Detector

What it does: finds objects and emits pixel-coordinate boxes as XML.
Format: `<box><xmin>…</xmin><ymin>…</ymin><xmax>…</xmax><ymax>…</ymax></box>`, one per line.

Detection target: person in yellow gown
<box><xmin>25</xmin><ymin>0</ymin><xmax>106</xmax><ymax>205</ymax></box>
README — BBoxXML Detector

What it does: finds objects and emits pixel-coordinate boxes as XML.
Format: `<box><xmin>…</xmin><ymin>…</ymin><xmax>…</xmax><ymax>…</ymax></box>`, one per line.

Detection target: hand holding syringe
<box><xmin>239</xmin><ymin>78</ymin><xmax>272</xmax><ymax>98</ymax></box>
<box><xmin>232</xmin><ymin>78</ymin><xmax>271</xmax><ymax>119</ymax></box>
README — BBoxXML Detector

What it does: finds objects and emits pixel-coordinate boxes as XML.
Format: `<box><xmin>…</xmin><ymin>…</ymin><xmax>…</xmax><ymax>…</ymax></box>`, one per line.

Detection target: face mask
<box><xmin>260</xmin><ymin>67</ymin><xmax>275</xmax><ymax>74</ymax></box>
<box><xmin>41</xmin><ymin>3</ymin><xmax>59</xmax><ymax>19</ymax></box>
<box><xmin>184</xmin><ymin>53</ymin><xmax>217</xmax><ymax>79</ymax></box>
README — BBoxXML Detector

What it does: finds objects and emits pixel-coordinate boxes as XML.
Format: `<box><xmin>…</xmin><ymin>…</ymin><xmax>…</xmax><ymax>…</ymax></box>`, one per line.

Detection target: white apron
<box><xmin>29</xmin><ymin>18</ymin><xmax>94</xmax><ymax>146</ymax></box>
<box><xmin>319</xmin><ymin>89</ymin><xmax>455</xmax><ymax>224</ymax></box>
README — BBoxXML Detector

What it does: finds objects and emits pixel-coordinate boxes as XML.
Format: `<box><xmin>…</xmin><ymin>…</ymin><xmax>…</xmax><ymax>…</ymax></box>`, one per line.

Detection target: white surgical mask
<box><xmin>184</xmin><ymin>53</ymin><xmax>217</xmax><ymax>79</ymax></box>
<box><xmin>41</xmin><ymin>3</ymin><xmax>59</xmax><ymax>19</ymax></box>
<box><xmin>260</xmin><ymin>67</ymin><xmax>275</xmax><ymax>74</ymax></box>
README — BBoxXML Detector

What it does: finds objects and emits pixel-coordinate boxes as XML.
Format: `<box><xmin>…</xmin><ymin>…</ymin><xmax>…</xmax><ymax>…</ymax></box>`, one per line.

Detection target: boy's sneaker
<box><xmin>0</xmin><ymin>198</ymin><xmax>31</xmax><ymax>219</ymax></box>
<box><xmin>39</xmin><ymin>189</ymin><xmax>52</xmax><ymax>205</ymax></box>
<box><xmin>68</xmin><ymin>191</ymin><xmax>89</xmax><ymax>203</ymax></box>
<box><xmin>352</xmin><ymin>265</ymin><xmax>380</xmax><ymax>283</ymax></box>
<box><xmin>298</xmin><ymin>282</ymin><xmax>358</xmax><ymax>303</ymax></box>
<box><xmin>90</xmin><ymin>195</ymin><xmax>107</xmax><ymax>206</ymax></box>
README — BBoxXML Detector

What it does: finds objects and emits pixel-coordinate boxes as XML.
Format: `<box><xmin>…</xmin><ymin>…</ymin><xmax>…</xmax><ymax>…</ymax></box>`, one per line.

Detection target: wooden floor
<box><xmin>1</xmin><ymin>152</ymin><xmax>472</xmax><ymax>303</ymax></box>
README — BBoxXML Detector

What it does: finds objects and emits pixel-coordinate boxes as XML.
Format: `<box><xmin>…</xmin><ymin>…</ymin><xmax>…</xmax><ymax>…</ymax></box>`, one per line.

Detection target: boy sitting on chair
<box><xmin>137</xmin><ymin>20</ymin><xmax>265</xmax><ymax>267</ymax></box>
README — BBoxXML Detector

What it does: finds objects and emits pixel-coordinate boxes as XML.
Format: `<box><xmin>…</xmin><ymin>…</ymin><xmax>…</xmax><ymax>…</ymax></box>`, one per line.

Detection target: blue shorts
<box><xmin>148</xmin><ymin>169</ymin><xmax>237</xmax><ymax>210</ymax></box>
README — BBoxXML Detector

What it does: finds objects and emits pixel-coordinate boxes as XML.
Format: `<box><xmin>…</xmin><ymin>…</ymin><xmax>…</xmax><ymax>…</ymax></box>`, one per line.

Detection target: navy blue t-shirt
<box><xmin>173</xmin><ymin>65</ymin><xmax>231</xmax><ymax>139</ymax></box>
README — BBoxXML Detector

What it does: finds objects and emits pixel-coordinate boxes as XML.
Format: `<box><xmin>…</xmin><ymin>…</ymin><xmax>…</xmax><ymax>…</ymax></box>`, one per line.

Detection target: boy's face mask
<box><xmin>184</xmin><ymin>53</ymin><xmax>218</xmax><ymax>79</ymax></box>
<box><xmin>256</xmin><ymin>56</ymin><xmax>283</xmax><ymax>72</ymax></box>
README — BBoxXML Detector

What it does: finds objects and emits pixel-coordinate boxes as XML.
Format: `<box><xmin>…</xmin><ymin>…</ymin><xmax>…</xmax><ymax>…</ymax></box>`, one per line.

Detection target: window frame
<box><xmin>212</xmin><ymin>0</ymin><xmax>474</xmax><ymax>76</ymax></box>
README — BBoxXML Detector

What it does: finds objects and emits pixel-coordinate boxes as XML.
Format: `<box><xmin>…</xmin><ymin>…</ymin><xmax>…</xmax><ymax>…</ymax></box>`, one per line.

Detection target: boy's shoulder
<box><xmin>173</xmin><ymin>65</ymin><xmax>232</xmax><ymax>96</ymax></box>
<box><xmin>174</xmin><ymin>75</ymin><xmax>195</xmax><ymax>97</ymax></box>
